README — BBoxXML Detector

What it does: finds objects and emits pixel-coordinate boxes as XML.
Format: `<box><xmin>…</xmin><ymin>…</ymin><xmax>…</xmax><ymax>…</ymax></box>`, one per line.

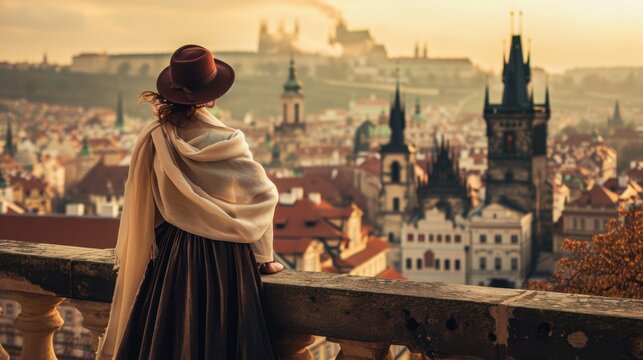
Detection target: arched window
<box><xmin>283</xmin><ymin>104</ymin><xmax>288</xmax><ymax>123</ymax></box>
<box><xmin>424</xmin><ymin>250</ymin><xmax>434</xmax><ymax>268</ymax></box>
<box><xmin>503</xmin><ymin>131</ymin><xmax>516</xmax><ymax>154</ymax></box>
<box><xmin>294</xmin><ymin>103</ymin><xmax>300</xmax><ymax>123</ymax></box>
<box><xmin>391</xmin><ymin>161</ymin><xmax>401</xmax><ymax>183</ymax></box>
<box><xmin>392</xmin><ymin>197</ymin><xmax>400</xmax><ymax>211</ymax></box>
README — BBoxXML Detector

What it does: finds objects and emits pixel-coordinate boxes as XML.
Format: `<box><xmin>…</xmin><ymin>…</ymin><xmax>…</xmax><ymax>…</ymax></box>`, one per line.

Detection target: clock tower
<box><xmin>484</xmin><ymin>33</ymin><xmax>552</xmax><ymax>252</ymax></box>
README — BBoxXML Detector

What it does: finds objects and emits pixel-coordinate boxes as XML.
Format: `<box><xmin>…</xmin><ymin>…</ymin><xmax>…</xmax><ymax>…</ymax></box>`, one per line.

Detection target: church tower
<box><xmin>115</xmin><ymin>91</ymin><xmax>124</xmax><ymax>132</ymax></box>
<box><xmin>484</xmin><ymin>32</ymin><xmax>552</xmax><ymax>251</ymax></box>
<box><xmin>378</xmin><ymin>75</ymin><xmax>417</xmax><ymax>246</ymax></box>
<box><xmin>3</xmin><ymin>119</ymin><xmax>14</xmax><ymax>157</ymax></box>
<box><xmin>273</xmin><ymin>57</ymin><xmax>306</xmax><ymax>166</ymax></box>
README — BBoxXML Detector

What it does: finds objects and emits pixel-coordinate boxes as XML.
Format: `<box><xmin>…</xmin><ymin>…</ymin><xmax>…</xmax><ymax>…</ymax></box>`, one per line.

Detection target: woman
<box><xmin>97</xmin><ymin>44</ymin><xmax>283</xmax><ymax>359</ymax></box>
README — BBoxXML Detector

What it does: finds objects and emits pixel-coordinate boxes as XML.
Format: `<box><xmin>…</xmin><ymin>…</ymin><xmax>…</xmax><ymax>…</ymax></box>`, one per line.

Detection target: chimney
<box><xmin>308</xmin><ymin>192</ymin><xmax>322</xmax><ymax>205</ymax></box>
<box><xmin>65</xmin><ymin>203</ymin><xmax>85</xmax><ymax>216</ymax></box>
<box><xmin>98</xmin><ymin>203</ymin><xmax>119</xmax><ymax>218</ymax></box>
<box><xmin>279</xmin><ymin>192</ymin><xmax>296</xmax><ymax>205</ymax></box>
<box><xmin>291</xmin><ymin>187</ymin><xmax>304</xmax><ymax>200</ymax></box>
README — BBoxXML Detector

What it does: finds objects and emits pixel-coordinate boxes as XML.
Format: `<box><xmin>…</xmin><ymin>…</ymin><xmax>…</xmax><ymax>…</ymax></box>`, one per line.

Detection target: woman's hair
<box><xmin>139</xmin><ymin>91</ymin><xmax>214</xmax><ymax>127</ymax></box>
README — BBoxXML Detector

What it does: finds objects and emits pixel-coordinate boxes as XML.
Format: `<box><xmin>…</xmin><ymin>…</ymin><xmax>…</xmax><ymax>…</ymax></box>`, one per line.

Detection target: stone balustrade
<box><xmin>0</xmin><ymin>239</ymin><xmax>642</xmax><ymax>360</ymax></box>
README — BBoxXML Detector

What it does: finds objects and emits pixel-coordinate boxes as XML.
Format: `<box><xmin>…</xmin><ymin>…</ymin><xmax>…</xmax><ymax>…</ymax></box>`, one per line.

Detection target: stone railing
<box><xmin>0</xmin><ymin>239</ymin><xmax>642</xmax><ymax>360</ymax></box>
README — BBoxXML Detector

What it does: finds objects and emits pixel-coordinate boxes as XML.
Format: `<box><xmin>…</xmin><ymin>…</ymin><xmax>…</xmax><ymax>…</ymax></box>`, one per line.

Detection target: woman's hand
<box><xmin>258</xmin><ymin>261</ymin><xmax>284</xmax><ymax>275</ymax></box>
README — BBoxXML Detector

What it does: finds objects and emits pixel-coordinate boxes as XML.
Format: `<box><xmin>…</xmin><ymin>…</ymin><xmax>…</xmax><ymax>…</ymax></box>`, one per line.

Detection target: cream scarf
<box><xmin>97</xmin><ymin>108</ymin><xmax>278</xmax><ymax>359</ymax></box>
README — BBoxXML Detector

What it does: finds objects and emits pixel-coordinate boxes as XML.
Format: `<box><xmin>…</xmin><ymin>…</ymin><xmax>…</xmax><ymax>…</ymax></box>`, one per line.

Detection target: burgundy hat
<box><xmin>156</xmin><ymin>44</ymin><xmax>235</xmax><ymax>105</ymax></box>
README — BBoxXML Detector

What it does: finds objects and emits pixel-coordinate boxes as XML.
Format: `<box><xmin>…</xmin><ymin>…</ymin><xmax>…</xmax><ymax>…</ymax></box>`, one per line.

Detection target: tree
<box><xmin>530</xmin><ymin>205</ymin><xmax>642</xmax><ymax>299</ymax></box>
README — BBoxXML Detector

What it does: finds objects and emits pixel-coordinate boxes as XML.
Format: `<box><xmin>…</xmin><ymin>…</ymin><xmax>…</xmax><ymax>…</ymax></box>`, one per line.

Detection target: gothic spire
<box><xmin>501</xmin><ymin>34</ymin><xmax>531</xmax><ymax>108</ymax></box>
<box><xmin>544</xmin><ymin>84</ymin><xmax>550</xmax><ymax>112</ymax></box>
<box><xmin>612</xmin><ymin>100</ymin><xmax>623</xmax><ymax>126</ymax></box>
<box><xmin>115</xmin><ymin>91</ymin><xmax>124</xmax><ymax>131</ymax></box>
<box><xmin>381</xmin><ymin>66</ymin><xmax>407</xmax><ymax>152</ymax></box>
<box><xmin>484</xmin><ymin>80</ymin><xmax>490</xmax><ymax>108</ymax></box>
<box><xmin>3</xmin><ymin>119</ymin><xmax>14</xmax><ymax>157</ymax></box>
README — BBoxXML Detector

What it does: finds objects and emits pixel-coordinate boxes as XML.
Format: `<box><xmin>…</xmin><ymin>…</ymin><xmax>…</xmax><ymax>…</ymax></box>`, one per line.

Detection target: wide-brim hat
<box><xmin>156</xmin><ymin>44</ymin><xmax>235</xmax><ymax>105</ymax></box>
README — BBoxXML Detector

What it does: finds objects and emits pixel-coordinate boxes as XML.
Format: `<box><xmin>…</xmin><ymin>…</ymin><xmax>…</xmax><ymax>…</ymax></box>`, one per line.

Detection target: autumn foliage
<box><xmin>530</xmin><ymin>205</ymin><xmax>642</xmax><ymax>299</ymax></box>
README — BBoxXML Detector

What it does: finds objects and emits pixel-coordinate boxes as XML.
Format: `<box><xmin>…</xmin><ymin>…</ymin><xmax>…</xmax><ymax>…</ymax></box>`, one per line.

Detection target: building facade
<box><xmin>483</xmin><ymin>33</ymin><xmax>552</xmax><ymax>254</ymax></box>
<box><xmin>469</xmin><ymin>203</ymin><xmax>532</xmax><ymax>288</ymax></box>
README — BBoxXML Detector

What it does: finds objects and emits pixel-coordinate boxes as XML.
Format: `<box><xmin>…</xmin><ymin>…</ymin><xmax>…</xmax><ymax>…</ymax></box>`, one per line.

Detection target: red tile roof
<box><xmin>274</xmin><ymin>199</ymin><xmax>344</xmax><ymax>239</ymax></box>
<box><xmin>335</xmin><ymin>237</ymin><xmax>389</xmax><ymax>269</ymax></box>
<box><xmin>73</xmin><ymin>159</ymin><xmax>128</xmax><ymax>197</ymax></box>
<box><xmin>273</xmin><ymin>237</ymin><xmax>314</xmax><ymax>255</ymax></box>
<box><xmin>376</xmin><ymin>266</ymin><xmax>406</xmax><ymax>280</ymax></box>
<box><xmin>571</xmin><ymin>184</ymin><xmax>619</xmax><ymax>207</ymax></box>
<box><xmin>0</xmin><ymin>213</ymin><xmax>119</xmax><ymax>248</ymax></box>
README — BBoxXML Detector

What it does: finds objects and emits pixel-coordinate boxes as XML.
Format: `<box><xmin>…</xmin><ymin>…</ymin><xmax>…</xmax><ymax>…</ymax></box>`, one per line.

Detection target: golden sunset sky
<box><xmin>1</xmin><ymin>0</ymin><xmax>642</xmax><ymax>73</ymax></box>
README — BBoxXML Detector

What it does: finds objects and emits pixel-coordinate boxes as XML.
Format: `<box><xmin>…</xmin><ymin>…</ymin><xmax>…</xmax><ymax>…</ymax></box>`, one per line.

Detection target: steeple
<box><xmin>115</xmin><ymin>91</ymin><xmax>124</xmax><ymax>131</ymax></box>
<box><xmin>79</xmin><ymin>136</ymin><xmax>91</xmax><ymax>157</ymax></box>
<box><xmin>501</xmin><ymin>34</ymin><xmax>531</xmax><ymax>107</ymax></box>
<box><xmin>386</xmin><ymin>67</ymin><xmax>406</xmax><ymax>149</ymax></box>
<box><xmin>544</xmin><ymin>84</ymin><xmax>550</xmax><ymax>112</ymax></box>
<box><xmin>484</xmin><ymin>80</ymin><xmax>490</xmax><ymax>108</ymax></box>
<box><xmin>611</xmin><ymin>100</ymin><xmax>623</xmax><ymax>127</ymax></box>
<box><xmin>283</xmin><ymin>57</ymin><xmax>302</xmax><ymax>94</ymax></box>
<box><xmin>3</xmin><ymin>119</ymin><xmax>14</xmax><ymax>157</ymax></box>
<box><xmin>411</xmin><ymin>96</ymin><xmax>423</xmax><ymax>122</ymax></box>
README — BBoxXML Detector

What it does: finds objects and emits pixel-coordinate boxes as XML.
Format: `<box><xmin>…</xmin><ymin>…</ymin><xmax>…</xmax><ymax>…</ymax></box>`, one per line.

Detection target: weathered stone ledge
<box><xmin>1</xmin><ymin>239</ymin><xmax>642</xmax><ymax>359</ymax></box>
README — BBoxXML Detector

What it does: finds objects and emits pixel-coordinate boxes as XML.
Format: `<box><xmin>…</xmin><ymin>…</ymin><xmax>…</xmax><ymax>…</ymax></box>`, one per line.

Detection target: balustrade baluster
<box><xmin>11</xmin><ymin>293</ymin><xmax>64</xmax><ymax>360</ymax></box>
<box><xmin>328</xmin><ymin>338</ymin><xmax>393</xmax><ymax>360</ymax></box>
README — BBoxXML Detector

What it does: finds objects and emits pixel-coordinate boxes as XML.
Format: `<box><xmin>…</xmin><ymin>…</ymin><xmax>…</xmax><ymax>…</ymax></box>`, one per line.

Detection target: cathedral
<box><xmin>483</xmin><ymin>33</ymin><xmax>552</xmax><ymax>251</ymax></box>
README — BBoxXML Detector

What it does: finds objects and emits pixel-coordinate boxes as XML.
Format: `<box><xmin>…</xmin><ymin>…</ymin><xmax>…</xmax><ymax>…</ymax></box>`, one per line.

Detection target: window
<box><xmin>446</xmin><ymin>235</ymin><xmax>451</xmax><ymax>243</ymax></box>
<box><xmin>444</xmin><ymin>259</ymin><xmax>451</xmax><ymax>270</ymax></box>
<box><xmin>5</xmin><ymin>303</ymin><xmax>13</xmax><ymax>316</ymax></box>
<box><xmin>416</xmin><ymin>259</ymin><xmax>423</xmax><ymax>270</ymax></box>
<box><xmin>283</xmin><ymin>103</ymin><xmax>288</xmax><ymax>122</ymax></box>
<box><xmin>511</xmin><ymin>258</ymin><xmax>518</xmax><ymax>271</ymax></box>
<box><xmin>495</xmin><ymin>257</ymin><xmax>502</xmax><ymax>270</ymax></box>
<box><xmin>580</xmin><ymin>218</ymin><xmax>586</xmax><ymax>230</ymax></box>
<box><xmin>495</xmin><ymin>235</ymin><xmax>502</xmax><ymax>244</ymax></box>
<box><xmin>435</xmin><ymin>259</ymin><xmax>441</xmax><ymax>270</ymax></box>
<box><xmin>406</xmin><ymin>258</ymin><xmax>412</xmax><ymax>269</ymax></box>
<box><xmin>418</xmin><ymin>234</ymin><xmax>425</xmax><ymax>242</ymax></box>
<box><xmin>407</xmin><ymin>233</ymin><xmax>414</xmax><ymax>242</ymax></box>
<box><xmin>294</xmin><ymin>103</ymin><xmax>300</xmax><ymax>123</ymax></box>
<box><xmin>392</xmin><ymin>197</ymin><xmax>400</xmax><ymax>211</ymax></box>
<box><xmin>511</xmin><ymin>235</ymin><xmax>518</xmax><ymax>244</ymax></box>
<box><xmin>429</xmin><ymin>234</ymin><xmax>434</xmax><ymax>242</ymax></box>
<box><xmin>503</xmin><ymin>131</ymin><xmax>516</xmax><ymax>154</ymax></box>
<box><xmin>65</xmin><ymin>310</ymin><xmax>74</xmax><ymax>323</ymax></box>
<box><xmin>594</xmin><ymin>218</ymin><xmax>600</xmax><ymax>231</ymax></box>
<box><xmin>455</xmin><ymin>235</ymin><xmax>462</xmax><ymax>243</ymax></box>
<box><xmin>437</xmin><ymin>234</ymin><xmax>442</xmax><ymax>242</ymax></box>
<box><xmin>388</xmin><ymin>233</ymin><xmax>395</xmax><ymax>242</ymax></box>
<box><xmin>479</xmin><ymin>257</ymin><xmax>486</xmax><ymax>270</ymax></box>
<box><xmin>480</xmin><ymin>235</ymin><xmax>487</xmax><ymax>244</ymax></box>
<box><xmin>572</xmin><ymin>218</ymin><xmax>578</xmax><ymax>229</ymax></box>
<box><xmin>391</xmin><ymin>161</ymin><xmax>401</xmax><ymax>183</ymax></box>
<box><xmin>455</xmin><ymin>259</ymin><xmax>461</xmax><ymax>270</ymax></box>
<box><xmin>424</xmin><ymin>251</ymin><xmax>434</xmax><ymax>268</ymax></box>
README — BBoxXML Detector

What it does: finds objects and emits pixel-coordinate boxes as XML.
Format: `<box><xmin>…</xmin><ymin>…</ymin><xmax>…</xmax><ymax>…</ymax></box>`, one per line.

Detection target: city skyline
<box><xmin>1</xmin><ymin>0</ymin><xmax>643</xmax><ymax>73</ymax></box>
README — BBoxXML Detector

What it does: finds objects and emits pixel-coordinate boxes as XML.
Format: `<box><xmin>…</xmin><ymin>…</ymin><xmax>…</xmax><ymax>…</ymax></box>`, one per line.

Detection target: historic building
<box><xmin>272</xmin><ymin>58</ymin><xmax>306</xmax><ymax>167</ymax></box>
<box><xmin>378</xmin><ymin>79</ymin><xmax>417</xmax><ymax>244</ymax></box>
<box><xmin>258</xmin><ymin>20</ymin><xmax>301</xmax><ymax>55</ymax></box>
<box><xmin>329</xmin><ymin>19</ymin><xmax>387</xmax><ymax>58</ymax></box>
<box><xmin>483</xmin><ymin>33</ymin><xmax>552</xmax><ymax>253</ymax></box>
<box><xmin>469</xmin><ymin>203</ymin><xmax>533</xmax><ymax>288</ymax></box>
<box><xmin>401</xmin><ymin>207</ymin><xmax>469</xmax><ymax>284</ymax></box>
<box><xmin>417</xmin><ymin>137</ymin><xmax>470</xmax><ymax>219</ymax></box>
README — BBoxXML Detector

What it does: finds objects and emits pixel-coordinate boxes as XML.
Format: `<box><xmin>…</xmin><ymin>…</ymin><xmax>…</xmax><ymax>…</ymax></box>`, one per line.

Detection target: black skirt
<box><xmin>116</xmin><ymin>222</ymin><xmax>279</xmax><ymax>360</ymax></box>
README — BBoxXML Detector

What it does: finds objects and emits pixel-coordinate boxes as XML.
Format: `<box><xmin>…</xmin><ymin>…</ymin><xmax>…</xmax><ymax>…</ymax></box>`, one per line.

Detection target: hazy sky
<box><xmin>2</xmin><ymin>0</ymin><xmax>643</xmax><ymax>73</ymax></box>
